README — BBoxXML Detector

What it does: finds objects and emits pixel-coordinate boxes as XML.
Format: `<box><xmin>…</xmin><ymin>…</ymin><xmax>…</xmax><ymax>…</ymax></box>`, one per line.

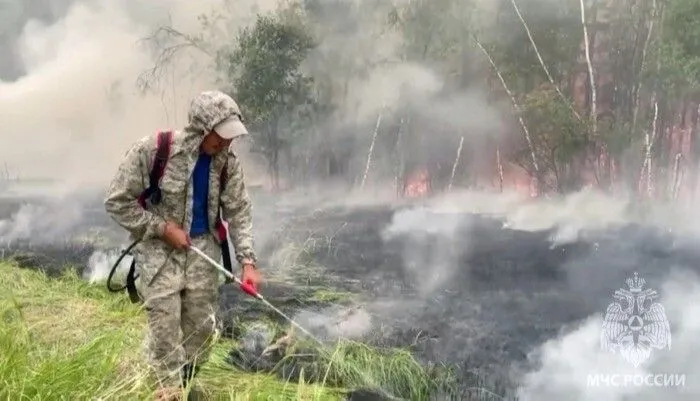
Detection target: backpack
<box><xmin>107</xmin><ymin>130</ymin><xmax>234</xmax><ymax>303</ymax></box>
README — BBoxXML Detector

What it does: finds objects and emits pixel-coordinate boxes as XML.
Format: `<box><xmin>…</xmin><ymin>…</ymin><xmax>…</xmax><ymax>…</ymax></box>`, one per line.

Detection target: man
<box><xmin>104</xmin><ymin>90</ymin><xmax>262</xmax><ymax>400</ymax></box>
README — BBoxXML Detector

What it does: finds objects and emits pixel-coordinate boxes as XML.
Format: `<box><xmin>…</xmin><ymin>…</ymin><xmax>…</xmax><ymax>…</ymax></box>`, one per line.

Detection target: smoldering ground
<box><xmin>89</xmin><ymin>190</ymin><xmax>700</xmax><ymax>400</ymax></box>
<box><xmin>5</xmin><ymin>180</ymin><xmax>700</xmax><ymax>399</ymax></box>
<box><xmin>269</xmin><ymin>190</ymin><xmax>700</xmax><ymax>399</ymax></box>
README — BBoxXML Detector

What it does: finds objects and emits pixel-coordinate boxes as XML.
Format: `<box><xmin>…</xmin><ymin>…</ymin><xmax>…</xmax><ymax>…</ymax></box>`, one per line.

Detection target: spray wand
<box><xmin>189</xmin><ymin>245</ymin><xmax>323</xmax><ymax>346</ymax></box>
<box><xmin>191</xmin><ymin>245</ymin><xmax>404</xmax><ymax>400</ymax></box>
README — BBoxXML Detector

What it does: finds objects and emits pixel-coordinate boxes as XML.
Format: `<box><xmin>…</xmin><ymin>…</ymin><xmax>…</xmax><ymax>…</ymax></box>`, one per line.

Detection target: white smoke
<box><xmin>293</xmin><ymin>305</ymin><xmax>373</xmax><ymax>340</ymax></box>
<box><xmin>0</xmin><ymin>199</ymin><xmax>85</xmax><ymax>244</ymax></box>
<box><xmin>84</xmin><ymin>248</ymin><xmax>131</xmax><ymax>283</ymax></box>
<box><xmin>381</xmin><ymin>205</ymin><xmax>465</xmax><ymax>297</ymax></box>
<box><xmin>0</xmin><ymin>0</ymin><xmax>275</xmax><ymax>191</ymax></box>
<box><xmin>374</xmin><ymin>188</ymin><xmax>700</xmax><ymax>400</ymax></box>
<box><xmin>423</xmin><ymin>188</ymin><xmax>700</xmax><ymax>246</ymax></box>
<box><xmin>516</xmin><ymin>268</ymin><xmax>700</xmax><ymax>400</ymax></box>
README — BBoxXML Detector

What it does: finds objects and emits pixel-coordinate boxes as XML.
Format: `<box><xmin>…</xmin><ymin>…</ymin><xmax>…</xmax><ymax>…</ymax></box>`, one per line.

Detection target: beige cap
<box><xmin>213</xmin><ymin>115</ymin><xmax>249</xmax><ymax>140</ymax></box>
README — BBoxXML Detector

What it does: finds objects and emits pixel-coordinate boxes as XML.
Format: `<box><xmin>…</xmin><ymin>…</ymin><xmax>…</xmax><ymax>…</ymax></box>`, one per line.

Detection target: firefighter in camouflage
<box><xmin>104</xmin><ymin>90</ymin><xmax>262</xmax><ymax>400</ymax></box>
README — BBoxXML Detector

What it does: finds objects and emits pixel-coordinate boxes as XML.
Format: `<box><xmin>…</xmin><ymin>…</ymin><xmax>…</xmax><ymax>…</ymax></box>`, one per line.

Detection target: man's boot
<box><xmin>181</xmin><ymin>363</ymin><xmax>201</xmax><ymax>389</ymax></box>
<box><xmin>180</xmin><ymin>362</ymin><xmax>204</xmax><ymax>401</ymax></box>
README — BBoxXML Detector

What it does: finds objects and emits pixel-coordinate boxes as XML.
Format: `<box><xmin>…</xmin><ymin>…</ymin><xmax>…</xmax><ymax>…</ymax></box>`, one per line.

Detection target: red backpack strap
<box><xmin>137</xmin><ymin>130</ymin><xmax>172</xmax><ymax>209</ymax></box>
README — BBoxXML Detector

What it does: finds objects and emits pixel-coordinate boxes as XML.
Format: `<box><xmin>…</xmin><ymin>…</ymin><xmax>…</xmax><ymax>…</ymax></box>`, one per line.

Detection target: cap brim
<box><xmin>213</xmin><ymin>117</ymin><xmax>248</xmax><ymax>140</ymax></box>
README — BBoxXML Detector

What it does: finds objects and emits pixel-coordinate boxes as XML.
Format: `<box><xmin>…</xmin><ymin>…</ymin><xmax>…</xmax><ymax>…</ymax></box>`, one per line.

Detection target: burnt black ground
<box><xmin>4</xmin><ymin>195</ymin><xmax>700</xmax><ymax>399</ymax></box>
<box><xmin>221</xmin><ymin>203</ymin><xmax>700</xmax><ymax>397</ymax></box>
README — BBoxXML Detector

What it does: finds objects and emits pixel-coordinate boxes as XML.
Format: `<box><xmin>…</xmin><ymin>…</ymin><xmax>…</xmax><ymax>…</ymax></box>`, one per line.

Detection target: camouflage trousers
<box><xmin>134</xmin><ymin>234</ymin><xmax>222</xmax><ymax>388</ymax></box>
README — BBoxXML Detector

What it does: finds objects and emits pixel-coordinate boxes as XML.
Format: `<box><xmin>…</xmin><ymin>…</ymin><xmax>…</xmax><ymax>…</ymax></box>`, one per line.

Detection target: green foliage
<box><xmin>390</xmin><ymin>0</ymin><xmax>475</xmax><ymax>61</ymax></box>
<box><xmin>225</xmin><ymin>14</ymin><xmax>315</xmax><ymax>124</ymax></box>
<box><xmin>600</xmin><ymin>119</ymin><xmax>634</xmax><ymax>158</ymax></box>
<box><xmin>662</xmin><ymin>0</ymin><xmax>700</xmax><ymax>64</ymax></box>
<box><xmin>487</xmin><ymin>0</ymin><xmax>582</xmax><ymax>95</ymax></box>
<box><xmin>212</xmin><ymin>10</ymin><xmax>325</xmax><ymax>188</ymax></box>
<box><xmin>519</xmin><ymin>84</ymin><xmax>589</xmax><ymax>185</ymax></box>
<box><xmin>655</xmin><ymin>0</ymin><xmax>700</xmax><ymax>94</ymax></box>
<box><xmin>149</xmin><ymin>0</ymin><xmax>700</xmax><ymax>193</ymax></box>
<box><xmin>523</xmin><ymin>85</ymin><xmax>588</xmax><ymax>158</ymax></box>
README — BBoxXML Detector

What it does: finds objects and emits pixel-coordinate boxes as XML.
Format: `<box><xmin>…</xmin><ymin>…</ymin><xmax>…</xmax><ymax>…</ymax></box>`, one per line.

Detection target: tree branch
<box><xmin>509</xmin><ymin>0</ymin><xmax>582</xmax><ymax>121</ymax></box>
<box><xmin>136</xmin><ymin>24</ymin><xmax>213</xmax><ymax>93</ymax></box>
<box><xmin>631</xmin><ymin>0</ymin><xmax>659</xmax><ymax>134</ymax></box>
<box><xmin>579</xmin><ymin>0</ymin><xmax>598</xmax><ymax>136</ymax></box>
<box><xmin>473</xmin><ymin>35</ymin><xmax>540</xmax><ymax>179</ymax></box>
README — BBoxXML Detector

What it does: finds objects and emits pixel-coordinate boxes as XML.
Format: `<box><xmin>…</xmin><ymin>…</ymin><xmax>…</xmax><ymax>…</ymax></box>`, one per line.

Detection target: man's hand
<box><xmin>161</xmin><ymin>221</ymin><xmax>191</xmax><ymax>250</ymax></box>
<box><xmin>240</xmin><ymin>262</ymin><xmax>261</xmax><ymax>288</ymax></box>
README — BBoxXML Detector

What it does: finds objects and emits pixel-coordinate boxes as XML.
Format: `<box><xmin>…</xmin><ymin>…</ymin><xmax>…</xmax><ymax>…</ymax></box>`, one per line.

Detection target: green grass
<box><xmin>315</xmin><ymin>342</ymin><xmax>442</xmax><ymax>399</ymax></box>
<box><xmin>0</xmin><ymin>261</ymin><xmax>448</xmax><ymax>401</ymax></box>
<box><xmin>0</xmin><ymin>262</ymin><xmax>343</xmax><ymax>400</ymax></box>
<box><xmin>309</xmin><ymin>289</ymin><xmax>354</xmax><ymax>303</ymax></box>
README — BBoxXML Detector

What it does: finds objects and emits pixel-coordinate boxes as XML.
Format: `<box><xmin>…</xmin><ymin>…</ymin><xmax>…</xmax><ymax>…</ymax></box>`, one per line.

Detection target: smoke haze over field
<box><xmin>0</xmin><ymin>0</ymin><xmax>515</xmax><ymax>191</ymax></box>
<box><xmin>0</xmin><ymin>0</ymin><xmax>280</xmax><ymax>189</ymax></box>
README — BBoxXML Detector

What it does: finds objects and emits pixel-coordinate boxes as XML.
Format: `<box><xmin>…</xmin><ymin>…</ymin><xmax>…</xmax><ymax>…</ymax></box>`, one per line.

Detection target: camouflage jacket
<box><xmin>104</xmin><ymin>91</ymin><xmax>257</xmax><ymax>264</ymax></box>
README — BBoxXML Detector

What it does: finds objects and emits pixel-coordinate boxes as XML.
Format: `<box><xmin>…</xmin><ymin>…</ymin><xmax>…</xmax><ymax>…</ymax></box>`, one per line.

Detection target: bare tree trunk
<box><xmin>447</xmin><ymin>136</ymin><xmax>465</xmax><ymax>192</ymax></box>
<box><xmin>509</xmin><ymin>0</ymin><xmax>581</xmax><ymax>120</ymax></box>
<box><xmin>473</xmin><ymin>35</ymin><xmax>541</xmax><ymax>185</ymax></box>
<box><xmin>497</xmin><ymin>147</ymin><xmax>504</xmax><ymax>192</ymax></box>
<box><xmin>580</xmin><ymin>0</ymin><xmax>598</xmax><ymax>136</ymax></box>
<box><xmin>631</xmin><ymin>0</ymin><xmax>658</xmax><ymax>133</ymax></box>
<box><xmin>579</xmin><ymin>0</ymin><xmax>606</xmax><ymax>190</ymax></box>
<box><xmin>639</xmin><ymin>98</ymin><xmax>658</xmax><ymax>198</ymax></box>
<box><xmin>671</xmin><ymin>153</ymin><xmax>683</xmax><ymax>201</ymax></box>
<box><xmin>395</xmin><ymin>117</ymin><xmax>406</xmax><ymax>198</ymax></box>
<box><xmin>692</xmin><ymin>104</ymin><xmax>700</xmax><ymax>202</ymax></box>
<box><xmin>272</xmin><ymin>148</ymin><xmax>280</xmax><ymax>191</ymax></box>
<box><xmin>266</xmin><ymin>122</ymin><xmax>281</xmax><ymax>191</ymax></box>
<box><xmin>360</xmin><ymin>105</ymin><xmax>385</xmax><ymax>189</ymax></box>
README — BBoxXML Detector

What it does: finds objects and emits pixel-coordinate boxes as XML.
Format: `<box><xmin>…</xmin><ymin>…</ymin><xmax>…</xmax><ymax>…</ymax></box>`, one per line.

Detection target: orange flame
<box><xmin>404</xmin><ymin>168</ymin><xmax>430</xmax><ymax>198</ymax></box>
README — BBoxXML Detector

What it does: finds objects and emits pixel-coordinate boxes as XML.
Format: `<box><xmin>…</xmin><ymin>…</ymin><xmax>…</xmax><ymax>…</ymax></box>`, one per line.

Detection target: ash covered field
<box><xmin>3</xmin><ymin>188</ymin><xmax>700</xmax><ymax>400</ymax></box>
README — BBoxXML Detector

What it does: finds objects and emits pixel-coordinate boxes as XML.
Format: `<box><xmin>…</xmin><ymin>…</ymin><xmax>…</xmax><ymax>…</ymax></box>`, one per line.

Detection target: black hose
<box><xmin>106</xmin><ymin>239</ymin><xmax>140</xmax><ymax>293</ymax></box>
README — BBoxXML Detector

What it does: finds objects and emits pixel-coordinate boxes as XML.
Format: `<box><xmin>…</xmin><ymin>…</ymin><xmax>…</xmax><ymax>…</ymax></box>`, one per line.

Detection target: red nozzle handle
<box><xmin>240</xmin><ymin>279</ymin><xmax>259</xmax><ymax>298</ymax></box>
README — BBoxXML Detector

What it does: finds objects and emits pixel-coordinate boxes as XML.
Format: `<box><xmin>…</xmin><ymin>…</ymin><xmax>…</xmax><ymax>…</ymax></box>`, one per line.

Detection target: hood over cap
<box><xmin>186</xmin><ymin>90</ymin><xmax>249</xmax><ymax>139</ymax></box>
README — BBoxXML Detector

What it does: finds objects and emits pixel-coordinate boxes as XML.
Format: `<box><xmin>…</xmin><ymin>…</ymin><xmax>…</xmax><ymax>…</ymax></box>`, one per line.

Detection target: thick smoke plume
<box><xmin>0</xmin><ymin>0</ymin><xmax>508</xmax><ymax>215</ymax></box>
<box><xmin>0</xmin><ymin>0</ymin><xmax>277</xmax><ymax>190</ymax></box>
